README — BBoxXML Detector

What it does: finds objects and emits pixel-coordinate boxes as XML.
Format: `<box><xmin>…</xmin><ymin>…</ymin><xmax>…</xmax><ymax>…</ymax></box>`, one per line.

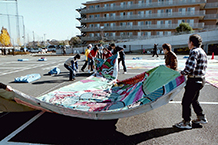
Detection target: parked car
<box><xmin>28</xmin><ymin>48</ymin><xmax>41</xmax><ymax>53</ymax></box>
<box><xmin>47</xmin><ymin>45</ymin><xmax>56</xmax><ymax>52</ymax></box>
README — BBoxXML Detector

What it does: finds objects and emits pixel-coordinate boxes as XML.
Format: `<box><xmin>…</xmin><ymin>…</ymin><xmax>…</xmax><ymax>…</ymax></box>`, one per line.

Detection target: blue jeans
<box><xmin>64</xmin><ymin>64</ymin><xmax>75</xmax><ymax>80</ymax></box>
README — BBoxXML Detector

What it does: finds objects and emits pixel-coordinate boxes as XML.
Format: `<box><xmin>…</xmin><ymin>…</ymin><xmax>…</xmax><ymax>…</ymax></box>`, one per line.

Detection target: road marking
<box><xmin>170</xmin><ymin>101</ymin><xmax>218</xmax><ymax>105</ymax></box>
<box><xmin>0</xmin><ymin>111</ymin><xmax>44</xmax><ymax>144</ymax></box>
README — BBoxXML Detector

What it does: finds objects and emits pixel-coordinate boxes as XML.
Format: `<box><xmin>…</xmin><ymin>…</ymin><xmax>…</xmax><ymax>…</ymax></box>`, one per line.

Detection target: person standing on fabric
<box><xmin>64</xmin><ymin>54</ymin><xmax>80</xmax><ymax>81</ymax></box>
<box><xmin>81</xmin><ymin>44</ymin><xmax>92</xmax><ymax>72</ymax></box>
<box><xmin>162</xmin><ymin>43</ymin><xmax>178</xmax><ymax>70</ymax></box>
<box><xmin>111</xmin><ymin>43</ymin><xmax>127</xmax><ymax>74</ymax></box>
<box><xmin>98</xmin><ymin>43</ymin><xmax>104</xmax><ymax>59</ymax></box>
<box><xmin>174</xmin><ymin>34</ymin><xmax>208</xmax><ymax>129</ymax></box>
<box><xmin>102</xmin><ymin>47</ymin><xmax>112</xmax><ymax>60</ymax></box>
<box><xmin>152</xmin><ymin>44</ymin><xmax>159</xmax><ymax>57</ymax></box>
<box><xmin>88</xmin><ymin>46</ymin><xmax>99</xmax><ymax>73</ymax></box>
<box><xmin>0</xmin><ymin>82</ymin><xmax>13</xmax><ymax>91</ymax></box>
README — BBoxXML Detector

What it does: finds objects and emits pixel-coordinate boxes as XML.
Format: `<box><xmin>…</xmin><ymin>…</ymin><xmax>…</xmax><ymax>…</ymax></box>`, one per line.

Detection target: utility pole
<box><xmin>15</xmin><ymin>0</ymin><xmax>20</xmax><ymax>45</ymax></box>
<box><xmin>32</xmin><ymin>31</ymin><xmax>35</xmax><ymax>48</ymax></box>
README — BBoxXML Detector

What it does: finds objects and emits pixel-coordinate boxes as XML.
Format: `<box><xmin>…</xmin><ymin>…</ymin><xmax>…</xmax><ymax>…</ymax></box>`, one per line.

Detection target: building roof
<box><xmin>82</xmin><ymin>0</ymin><xmax>117</xmax><ymax>5</ymax></box>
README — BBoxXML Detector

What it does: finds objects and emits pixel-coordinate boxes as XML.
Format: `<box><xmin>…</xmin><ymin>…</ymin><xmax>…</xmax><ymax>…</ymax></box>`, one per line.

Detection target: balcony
<box><xmin>205</xmin><ymin>2</ymin><xmax>218</xmax><ymax>9</ymax></box>
<box><xmin>81</xmin><ymin>11</ymin><xmax>205</xmax><ymax>23</ymax></box>
<box><xmin>81</xmin><ymin>0</ymin><xmax>206</xmax><ymax>14</ymax></box>
<box><xmin>204</xmin><ymin>14</ymin><xmax>218</xmax><ymax>20</ymax></box>
<box><xmin>81</xmin><ymin>23</ymin><xmax>204</xmax><ymax>32</ymax></box>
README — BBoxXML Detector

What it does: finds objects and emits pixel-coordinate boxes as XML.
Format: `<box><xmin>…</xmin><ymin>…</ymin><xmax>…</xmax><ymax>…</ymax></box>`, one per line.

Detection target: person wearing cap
<box><xmin>81</xmin><ymin>44</ymin><xmax>92</xmax><ymax>72</ymax></box>
<box><xmin>174</xmin><ymin>34</ymin><xmax>208</xmax><ymax>129</ymax></box>
<box><xmin>162</xmin><ymin>43</ymin><xmax>178</xmax><ymax>70</ymax></box>
<box><xmin>64</xmin><ymin>54</ymin><xmax>80</xmax><ymax>81</ymax></box>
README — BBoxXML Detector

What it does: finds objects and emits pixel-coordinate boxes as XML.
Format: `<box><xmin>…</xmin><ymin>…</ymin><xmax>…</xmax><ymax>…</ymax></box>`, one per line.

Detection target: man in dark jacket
<box><xmin>111</xmin><ymin>43</ymin><xmax>127</xmax><ymax>74</ymax></box>
<box><xmin>0</xmin><ymin>83</ymin><xmax>12</xmax><ymax>91</ymax></box>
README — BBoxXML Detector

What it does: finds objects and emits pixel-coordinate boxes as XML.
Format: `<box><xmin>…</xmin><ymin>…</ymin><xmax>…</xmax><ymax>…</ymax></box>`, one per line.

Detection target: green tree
<box><xmin>176</xmin><ymin>23</ymin><xmax>193</xmax><ymax>33</ymax></box>
<box><xmin>69</xmin><ymin>37</ymin><xmax>81</xmax><ymax>47</ymax></box>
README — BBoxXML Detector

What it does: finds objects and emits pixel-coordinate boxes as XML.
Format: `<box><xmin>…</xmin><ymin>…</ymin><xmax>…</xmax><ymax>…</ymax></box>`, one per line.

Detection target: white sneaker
<box><xmin>174</xmin><ymin>120</ymin><xmax>192</xmax><ymax>129</ymax></box>
<box><xmin>192</xmin><ymin>116</ymin><xmax>208</xmax><ymax>124</ymax></box>
<box><xmin>123</xmin><ymin>72</ymin><xmax>127</xmax><ymax>74</ymax></box>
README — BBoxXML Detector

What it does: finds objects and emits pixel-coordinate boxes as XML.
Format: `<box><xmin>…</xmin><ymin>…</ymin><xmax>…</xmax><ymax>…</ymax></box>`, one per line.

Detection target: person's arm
<box><xmin>0</xmin><ymin>83</ymin><xmax>12</xmax><ymax>91</ymax></box>
<box><xmin>181</xmin><ymin>51</ymin><xmax>197</xmax><ymax>75</ymax></box>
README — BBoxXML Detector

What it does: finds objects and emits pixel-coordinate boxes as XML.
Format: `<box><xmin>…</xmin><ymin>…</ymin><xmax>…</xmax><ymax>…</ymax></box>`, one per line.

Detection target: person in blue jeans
<box><xmin>64</xmin><ymin>54</ymin><xmax>80</xmax><ymax>81</ymax></box>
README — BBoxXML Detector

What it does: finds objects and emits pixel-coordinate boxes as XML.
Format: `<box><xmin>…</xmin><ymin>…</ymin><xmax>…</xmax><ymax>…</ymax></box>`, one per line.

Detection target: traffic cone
<box><xmin>211</xmin><ymin>52</ymin><xmax>214</xmax><ymax>60</ymax></box>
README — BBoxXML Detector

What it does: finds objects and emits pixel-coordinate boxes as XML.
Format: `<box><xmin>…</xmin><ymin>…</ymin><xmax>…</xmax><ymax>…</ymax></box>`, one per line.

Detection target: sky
<box><xmin>0</xmin><ymin>0</ymin><xmax>89</xmax><ymax>44</ymax></box>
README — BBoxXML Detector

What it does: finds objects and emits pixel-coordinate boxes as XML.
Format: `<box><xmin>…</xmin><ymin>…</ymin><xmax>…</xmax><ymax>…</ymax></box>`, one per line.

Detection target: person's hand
<box><xmin>6</xmin><ymin>86</ymin><xmax>13</xmax><ymax>92</ymax></box>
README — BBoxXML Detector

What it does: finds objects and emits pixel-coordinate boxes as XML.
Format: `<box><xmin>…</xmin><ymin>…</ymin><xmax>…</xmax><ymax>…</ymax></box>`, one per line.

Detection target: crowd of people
<box><xmin>63</xmin><ymin>34</ymin><xmax>208</xmax><ymax>130</ymax></box>
<box><xmin>64</xmin><ymin>43</ymin><xmax>128</xmax><ymax>81</ymax></box>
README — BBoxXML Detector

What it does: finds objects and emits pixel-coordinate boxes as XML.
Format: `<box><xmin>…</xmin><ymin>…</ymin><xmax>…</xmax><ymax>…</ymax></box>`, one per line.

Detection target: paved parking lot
<box><xmin>0</xmin><ymin>54</ymin><xmax>218</xmax><ymax>145</ymax></box>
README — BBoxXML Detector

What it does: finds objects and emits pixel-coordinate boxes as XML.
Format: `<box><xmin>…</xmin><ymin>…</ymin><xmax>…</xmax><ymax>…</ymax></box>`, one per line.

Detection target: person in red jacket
<box><xmin>102</xmin><ymin>47</ymin><xmax>112</xmax><ymax>60</ymax></box>
<box><xmin>88</xmin><ymin>46</ymin><xmax>99</xmax><ymax>73</ymax></box>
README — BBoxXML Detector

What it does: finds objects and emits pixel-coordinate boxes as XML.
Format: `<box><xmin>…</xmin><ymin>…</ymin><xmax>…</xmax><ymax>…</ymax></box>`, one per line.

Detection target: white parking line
<box><xmin>0</xmin><ymin>111</ymin><xmax>44</xmax><ymax>144</ymax></box>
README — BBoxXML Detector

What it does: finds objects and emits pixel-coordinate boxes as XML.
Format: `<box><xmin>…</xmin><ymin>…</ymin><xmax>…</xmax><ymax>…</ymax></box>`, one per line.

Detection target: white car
<box><xmin>29</xmin><ymin>48</ymin><xmax>41</xmax><ymax>53</ymax></box>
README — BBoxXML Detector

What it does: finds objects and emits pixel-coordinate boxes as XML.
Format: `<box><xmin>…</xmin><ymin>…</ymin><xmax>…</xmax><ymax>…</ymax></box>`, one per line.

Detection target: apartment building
<box><xmin>76</xmin><ymin>0</ymin><xmax>218</xmax><ymax>44</ymax></box>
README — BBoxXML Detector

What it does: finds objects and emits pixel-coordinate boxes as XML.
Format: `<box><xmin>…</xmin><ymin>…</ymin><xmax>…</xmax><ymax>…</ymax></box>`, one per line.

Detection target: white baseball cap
<box><xmin>88</xmin><ymin>44</ymin><xmax>92</xmax><ymax>47</ymax></box>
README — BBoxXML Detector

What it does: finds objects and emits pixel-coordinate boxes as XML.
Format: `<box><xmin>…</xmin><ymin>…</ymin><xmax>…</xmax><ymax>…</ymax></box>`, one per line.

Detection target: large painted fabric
<box><xmin>14</xmin><ymin>74</ymin><xmax>41</xmax><ymax>83</ymax></box>
<box><xmin>3</xmin><ymin>54</ymin><xmax>186</xmax><ymax>120</ymax></box>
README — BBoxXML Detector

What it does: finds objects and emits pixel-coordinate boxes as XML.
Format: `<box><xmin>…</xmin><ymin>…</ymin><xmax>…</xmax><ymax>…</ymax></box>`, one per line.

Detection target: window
<box><xmin>104</xmin><ymin>13</ymin><xmax>110</xmax><ymax>17</ymax></box>
<box><xmin>166</xmin><ymin>0</ymin><xmax>173</xmax><ymax>4</ymax></box>
<box><xmin>120</xmin><ymin>12</ymin><xmax>126</xmax><ymax>17</ymax></box>
<box><xmin>138</xmin><ymin>0</ymin><xmax>144</xmax><ymax>5</ymax></box>
<box><xmin>157</xmin><ymin>31</ymin><xmax>163</xmax><ymax>36</ymax></box>
<box><xmin>120</xmin><ymin>32</ymin><xmax>126</xmax><ymax>36</ymax></box>
<box><xmin>89</xmin><ymin>15</ymin><xmax>94</xmax><ymax>18</ymax></box>
<box><xmin>138</xmin><ymin>21</ymin><xmax>144</xmax><ymax>26</ymax></box>
<box><xmin>127</xmin><ymin>32</ymin><xmax>133</xmax><ymax>36</ymax></box>
<box><xmin>157</xmin><ymin>20</ymin><xmax>164</xmax><ymax>25</ymax></box>
<box><xmin>128</xmin><ymin>1</ymin><xmax>133</xmax><ymax>6</ymax></box>
<box><xmin>104</xmin><ymin>4</ymin><xmax>109</xmax><ymax>7</ymax></box>
<box><xmin>110</xmin><ymin>13</ymin><xmax>116</xmax><ymax>17</ymax></box>
<box><xmin>121</xmin><ymin>2</ymin><xmax>126</xmax><ymax>7</ymax></box>
<box><xmin>178</xmin><ymin>19</ymin><xmax>185</xmax><ymax>25</ymax></box>
<box><xmin>111</xmin><ymin>3</ymin><xmax>116</xmax><ymax>7</ymax></box>
<box><xmin>187</xmin><ymin>7</ymin><xmax>195</xmax><ymax>15</ymax></box>
<box><xmin>157</xmin><ymin>9</ymin><xmax>164</xmax><ymax>16</ymax></box>
<box><xmin>104</xmin><ymin>33</ymin><xmax>109</xmax><ymax>37</ymax></box>
<box><xmin>110</xmin><ymin>32</ymin><xmax>116</xmax><ymax>37</ymax></box>
<box><xmin>95</xmin><ymin>33</ymin><xmax>100</xmax><ymax>37</ymax></box>
<box><xmin>179</xmin><ymin>8</ymin><xmax>186</xmax><ymax>15</ymax></box>
<box><xmin>145</xmin><ymin>21</ymin><xmax>152</xmax><ymax>25</ymax></box>
<box><xmin>110</xmin><ymin>23</ymin><xmax>116</xmax><ymax>27</ymax></box>
<box><xmin>89</xmin><ymin>24</ymin><xmax>94</xmax><ymax>27</ymax></box>
<box><xmin>164</xmin><ymin>31</ymin><xmax>171</xmax><ymax>36</ymax></box>
<box><xmin>127</xmin><ymin>12</ymin><xmax>133</xmax><ymax>16</ymax></box>
<box><xmin>120</xmin><ymin>22</ymin><xmax>126</xmax><ymax>26</ymax></box>
<box><xmin>127</xmin><ymin>22</ymin><xmax>133</xmax><ymax>26</ymax></box>
<box><xmin>95</xmin><ymin>24</ymin><xmax>100</xmax><ymax>27</ymax></box>
<box><xmin>146</xmin><ymin>10</ymin><xmax>152</xmax><ymax>16</ymax></box>
<box><xmin>145</xmin><ymin>32</ymin><xmax>151</xmax><ymax>37</ymax></box>
<box><xmin>146</xmin><ymin>0</ymin><xmax>152</xmax><ymax>5</ymax></box>
<box><xmin>89</xmin><ymin>5</ymin><xmax>94</xmax><ymax>9</ymax></box>
<box><xmin>158</xmin><ymin>0</ymin><xmax>164</xmax><ymax>5</ymax></box>
<box><xmin>95</xmin><ymin>14</ymin><xmax>100</xmax><ymax>18</ymax></box>
<box><xmin>166</xmin><ymin>9</ymin><xmax>172</xmax><ymax>15</ymax></box>
<box><xmin>104</xmin><ymin>23</ymin><xmax>110</xmax><ymax>27</ymax></box>
<box><xmin>95</xmin><ymin>5</ymin><xmax>100</xmax><ymax>9</ymax></box>
<box><xmin>165</xmin><ymin>20</ymin><xmax>172</xmax><ymax>27</ymax></box>
<box><xmin>187</xmin><ymin>19</ymin><xmax>194</xmax><ymax>26</ymax></box>
<box><xmin>89</xmin><ymin>33</ymin><xmax>94</xmax><ymax>37</ymax></box>
<box><xmin>138</xmin><ymin>11</ymin><xmax>144</xmax><ymax>16</ymax></box>
<box><xmin>138</xmin><ymin>32</ymin><xmax>144</xmax><ymax>36</ymax></box>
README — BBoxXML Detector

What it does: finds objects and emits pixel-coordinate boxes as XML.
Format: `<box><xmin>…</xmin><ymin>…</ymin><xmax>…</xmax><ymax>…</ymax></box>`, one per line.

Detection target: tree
<box><xmin>0</xmin><ymin>27</ymin><xmax>12</xmax><ymax>46</ymax></box>
<box><xmin>176</xmin><ymin>23</ymin><xmax>193</xmax><ymax>33</ymax></box>
<box><xmin>69</xmin><ymin>37</ymin><xmax>82</xmax><ymax>47</ymax></box>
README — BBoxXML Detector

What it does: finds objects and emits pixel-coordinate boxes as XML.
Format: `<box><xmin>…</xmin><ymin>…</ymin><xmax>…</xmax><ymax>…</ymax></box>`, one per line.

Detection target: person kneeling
<box><xmin>64</xmin><ymin>54</ymin><xmax>80</xmax><ymax>81</ymax></box>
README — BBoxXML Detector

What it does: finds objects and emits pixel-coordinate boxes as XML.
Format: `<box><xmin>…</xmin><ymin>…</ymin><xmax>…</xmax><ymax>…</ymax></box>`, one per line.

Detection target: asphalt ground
<box><xmin>0</xmin><ymin>54</ymin><xmax>218</xmax><ymax>145</ymax></box>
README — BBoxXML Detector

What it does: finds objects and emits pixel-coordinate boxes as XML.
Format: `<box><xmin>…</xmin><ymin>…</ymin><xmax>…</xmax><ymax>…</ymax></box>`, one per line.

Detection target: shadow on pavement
<box><xmin>32</xmin><ymin>80</ymin><xmax>68</xmax><ymax>85</ymax></box>
<box><xmin>10</xmin><ymin>112</ymin><xmax>186</xmax><ymax>145</ymax></box>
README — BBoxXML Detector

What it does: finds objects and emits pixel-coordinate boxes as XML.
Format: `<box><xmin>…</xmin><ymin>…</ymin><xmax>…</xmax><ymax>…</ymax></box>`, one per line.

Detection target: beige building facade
<box><xmin>76</xmin><ymin>0</ymin><xmax>218</xmax><ymax>44</ymax></box>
